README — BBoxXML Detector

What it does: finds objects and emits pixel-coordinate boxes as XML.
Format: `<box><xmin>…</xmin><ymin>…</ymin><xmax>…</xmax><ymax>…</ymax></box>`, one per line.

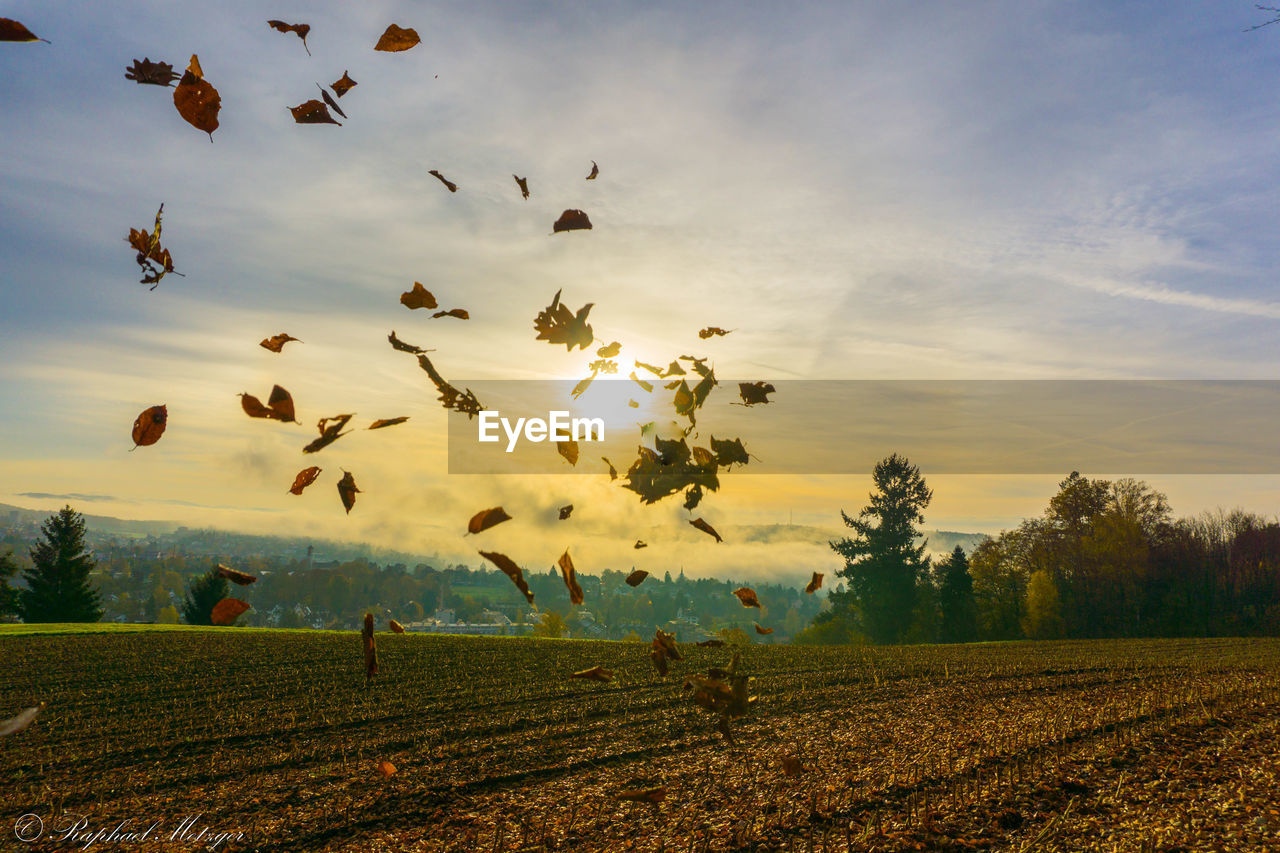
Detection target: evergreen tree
<box><xmin>181</xmin><ymin>567</ymin><xmax>229</xmax><ymax>625</ymax></box>
<box><xmin>828</xmin><ymin>454</ymin><xmax>933</xmax><ymax>644</ymax></box>
<box><xmin>19</xmin><ymin>506</ymin><xmax>103</xmax><ymax>623</ymax></box>
<box><xmin>0</xmin><ymin>549</ymin><xmax>20</xmax><ymax>618</ymax></box>
<box><xmin>936</xmin><ymin>545</ymin><xmax>978</xmax><ymax>643</ymax></box>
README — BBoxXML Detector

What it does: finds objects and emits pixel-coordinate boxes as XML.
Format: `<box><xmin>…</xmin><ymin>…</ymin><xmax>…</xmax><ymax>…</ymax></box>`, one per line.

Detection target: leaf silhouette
<box><xmin>558</xmin><ymin>504</ymin><xmax>573</xmax><ymax>520</ymax></box>
<box><xmin>467</xmin><ymin>506</ymin><xmax>511</xmax><ymax>535</ymax></box>
<box><xmin>690</xmin><ymin>518</ymin><xmax>723</xmax><ymax>542</ymax></box>
<box><xmin>368</xmin><ymin>417</ymin><xmax>409</xmax><ymax>430</ymax></box>
<box><xmin>289</xmin><ymin>466</ymin><xmax>322</xmax><ymax>495</ymax></box>
<box><xmin>428</xmin><ymin>170</ymin><xmax>458</xmax><ymax>192</ymax></box>
<box><xmin>267</xmin><ymin>20</ymin><xmax>311</xmax><ymax>55</ymax></box>
<box><xmin>755</xmin><ymin>623</ymin><xmax>773</xmax><ymax>635</ymax></box>
<box><xmin>211</xmin><ymin>598</ymin><xmax>250</xmax><ymax>626</ymax></box>
<box><xmin>260</xmin><ymin>333</ymin><xmax>301</xmax><ymax>353</ymax></box>
<box><xmin>586</xmin><ymin>160</ymin><xmax>599</xmax><ymax>180</ymax></box>
<box><xmin>337</xmin><ymin>470</ymin><xmax>360</xmax><ymax>514</ymax></box>
<box><xmin>388</xmin><ymin>330</ymin><xmax>432</xmax><ymax>354</ymax></box>
<box><xmin>633</xmin><ymin>540</ymin><xmax>647</xmax><ymax>550</ymax></box>
<box><xmin>569</xmin><ymin>665</ymin><xmax>612</xmax><ymax>682</ymax></box>
<box><xmin>376</xmin><ymin>760</ymin><xmax>396</xmax><ymax>778</ymax></box>
<box><xmin>558</xmin><ymin>549</ymin><xmax>584</xmax><ymax>605</ymax></box>
<box><xmin>595</xmin><ymin>341</ymin><xmax>621</xmax><ymax>358</ymax></box>
<box><xmin>317</xmin><ymin>84</ymin><xmax>346</xmax><ymax>118</ymax></box>
<box><xmin>571</xmin><ymin>374</ymin><xmax>595</xmax><ymax>399</ymax></box>
<box><xmin>557</xmin><ymin>440</ymin><xmax>579</xmax><ymax>466</ymax></box>
<box><xmin>389</xmin><ymin>619</ymin><xmax>405</xmax><ymax>634</ymax></box>
<box><xmin>602</xmin><ymin>456</ymin><xmax>618</xmax><ymax>480</ymax></box>
<box><xmin>216</xmin><ymin>564</ymin><xmax>257</xmax><ymax>585</ymax></box>
<box><xmin>805</xmin><ymin>572</ymin><xmax>823</xmax><ymax>594</ymax></box>
<box><xmin>733</xmin><ymin>587</ymin><xmax>760</xmax><ymax>608</ymax></box>
<box><xmin>290</xmin><ymin>99</ymin><xmax>341</xmax><ymax>125</ymax></box>
<box><xmin>553</xmin><ymin>209</ymin><xmax>592</xmax><ymax>233</ymax></box>
<box><xmin>173</xmin><ymin>55</ymin><xmax>220</xmax><ymax>140</ymax></box>
<box><xmin>623</xmin><ymin>439</ymin><xmax>719</xmax><ymax>505</ymax></box>
<box><xmin>240</xmin><ymin>385</ymin><xmax>298</xmax><ymax>423</ymax></box>
<box><xmin>331</xmin><ymin>71</ymin><xmax>357</xmax><ymax>96</ymax></box>
<box><xmin>125</xmin><ymin>58</ymin><xmax>178</xmax><ymax>86</ymax></box>
<box><xmin>534</xmin><ymin>289</ymin><xmax>594</xmax><ymax>351</ymax></box>
<box><xmin>738</xmin><ymin>381</ymin><xmax>775</xmax><ymax>406</ymax></box>
<box><xmin>698</xmin><ymin>327</ymin><xmax>733</xmax><ymax>339</ymax></box>
<box><xmin>127</xmin><ymin>203</ymin><xmax>180</xmax><ymax>289</ymax></box>
<box><xmin>0</xmin><ymin>18</ymin><xmax>47</xmax><ymax>43</ymax></box>
<box><xmin>305</xmin><ymin>413</ymin><xmax>355</xmax><ymax>454</ymax></box>
<box><xmin>711</xmin><ymin>436</ymin><xmax>750</xmax><ymax>468</ymax></box>
<box><xmin>625</xmin><ymin>569</ymin><xmax>649</xmax><ymax>586</ymax></box>
<box><xmin>683</xmin><ymin>483</ymin><xmax>703</xmax><ymax>511</ymax></box>
<box><xmin>362</xmin><ymin>612</ymin><xmax>378</xmax><ymax>681</ymax></box>
<box><xmin>629</xmin><ymin>372</ymin><xmax>654</xmax><ymax>393</ymax></box>
<box><xmin>635</xmin><ymin>361</ymin><xmax>664</xmax><ymax>376</ymax></box>
<box><xmin>131</xmin><ymin>405</ymin><xmax>167</xmax><ymax>448</ymax></box>
<box><xmin>0</xmin><ymin>704</ymin><xmax>42</xmax><ymax>737</ymax></box>
<box><xmin>414</xmin><ymin>353</ymin><xmax>484</xmax><ymax>418</ymax></box>
<box><xmin>375</xmin><ymin>24</ymin><xmax>421</xmax><ymax>52</ymax></box>
<box><xmin>513</xmin><ymin>174</ymin><xmax>529</xmax><ymax>199</ymax></box>
<box><xmin>400</xmin><ymin>282</ymin><xmax>438</xmax><ymax>310</ymax></box>
<box><xmin>478</xmin><ymin>551</ymin><xmax>535</xmax><ymax>604</ymax></box>
<box><xmin>431</xmin><ymin>308</ymin><xmax>469</xmax><ymax>319</ymax></box>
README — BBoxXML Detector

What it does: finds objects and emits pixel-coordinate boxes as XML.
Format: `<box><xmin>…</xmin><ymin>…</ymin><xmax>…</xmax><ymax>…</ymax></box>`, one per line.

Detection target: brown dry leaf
<box><xmin>633</xmin><ymin>540</ymin><xmax>647</xmax><ymax>550</ymax></box>
<box><xmin>733</xmin><ymin>587</ymin><xmax>760</xmax><ymax>608</ymax></box>
<box><xmin>805</xmin><ymin>572</ymin><xmax>823</xmax><ymax>594</ymax></box>
<box><xmin>216</xmin><ymin>564</ymin><xmax>257</xmax><ymax>586</ymax></box>
<box><xmin>654</xmin><ymin>628</ymin><xmax>681</xmax><ymax>661</ymax></box>
<box><xmin>781</xmin><ymin>756</ymin><xmax>803</xmax><ymax>776</ymax></box>
<box><xmin>131</xmin><ymin>405</ymin><xmax>167</xmax><ymax>448</ymax></box>
<box><xmin>368</xmin><ymin>417</ymin><xmax>409</xmax><ymax>430</ymax></box>
<box><xmin>513</xmin><ymin>174</ymin><xmax>529</xmax><ymax>199</ymax></box>
<box><xmin>431</xmin><ymin>308</ymin><xmax>469</xmax><ymax>319</ymax></box>
<box><xmin>558</xmin><ymin>504</ymin><xmax>573</xmax><ymax>520</ymax></box>
<box><xmin>558</xmin><ymin>549</ymin><xmax>584</xmax><ymax>605</ymax></box>
<box><xmin>389</xmin><ymin>619</ymin><xmax>405</xmax><ymax>634</ymax></box>
<box><xmin>625</xmin><ymin>569</ymin><xmax>648</xmax><ymax>586</ymax></box>
<box><xmin>557</xmin><ymin>440</ymin><xmax>579</xmax><ymax>466</ymax></box>
<box><xmin>303</xmin><ymin>413</ymin><xmax>355</xmax><ymax>454</ymax></box>
<box><xmin>534</xmin><ymin>289</ymin><xmax>594</xmax><ymax>351</ymax></box>
<box><xmin>317</xmin><ymin>84</ymin><xmax>346</xmax><ymax>118</ymax></box>
<box><xmin>650</xmin><ymin>646</ymin><xmax>669</xmax><ymax>676</ymax></box>
<box><xmin>331</xmin><ymin>71</ymin><xmax>357</xmax><ymax>96</ymax></box>
<box><xmin>629</xmin><ymin>399</ymin><xmax>639</xmax><ymax>408</ymax></box>
<box><xmin>617</xmin><ymin>787</ymin><xmax>666</xmax><ymax>805</ymax></box>
<box><xmin>362</xmin><ymin>612</ymin><xmax>378</xmax><ymax>681</ymax></box>
<box><xmin>466</xmin><ymin>506</ymin><xmax>511</xmax><ymax>535</ymax></box>
<box><xmin>0</xmin><ymin>18</ymin><xmax>47</xmax><ymax>42</ymax></box>
<box><xmin>240</xmin><ymin>385</ymin><xmax>298</xmax><ymax>423</ymax></box>
<box><xmin>400</xmin><ymin>282</ymin><xmax>438</xmax><ymax>310</ymax></box>
<box><xmin>478</xmin><ymin>551</ymin><xmax>534</xmax><ymax>604</ymax></box>
<box><xmin>698</xmin><ymin>326</ymin><xmax>733</xmax><ymax>339</ymax></box>
<box><xmin>260</xmin><ymin>333</ymin><xmax>301</xmax><ymax>353</ymax></box>
<box><xmin>173</xmin><ymin>54</ymin><xmax>220</xmax><ymax>140</ymax></box>
<box><xmin>602</xmin><ymin>457</ymin><xmax>618</xmax><ymax>480</ymax></box>
<box><xmin>755</xmin><ymin>623</ymin><xmax>773</xmax><ymax>635</ymax></box>
<box><xmin>375</xmin><ymin>24</ymin><xmax>420</xmax><ymax>52</ymax></box>
<box><xmin>428</xmin><ymin>169</ymin><xmax>458</xmax><ymax>192</ymax></box>
<box><xmin>635</xmin><ymin>360</ymin><xmax>664</xmax><ymax>376</ymax></box>
<box><xmin>569</xmin><ymin>666</ymin><xmax>613</xmax><ymax>682</ymax></box>
<box><xmin>125</xmin><ymin>58</ymin><xmax>178</xmax><ymax>86</ymax></box>
<box><xmin>630</xmin><ymin>372</ymin><xmax>654</xmax><ymax>393</ymax></box>
<box><xmin>337</xmin><ymin>470</ymin><xmax>360</xmax><ymax>514</ymax></box>
<box><xmin>211</xmin><ymin>598</ymin><xmax>250</xmax><ymax>626</ymax></box>
<box><xmin>586</xmin><ymin>160</ymin><xmax>599</xmax><ymax>180</ymax></box>
<box><xmin>553</xmin><ymin>209</ymin><xmax>592</xmax><ymax>233</ymax></box>
<box><xmin>290</xmin><ymin>99</ymin><xmax>341</xmax><ymax>125</ymax></box>
<box><xmin>267</xmin><ymin>20</ymin><xmax>311</xmax><ymax>55</ymax></box>
<box><xmin>127</xmin><ymin>203</ymin><xmax>179</xmax><ymax>289</ymax></box>
<box><xmin>0</xmin><ymin>703</ymin><xmax>43</xmax><ymax>737</ymax></box>
<box><xmin>711</xmin><ymin>436</ymin><xmax>750</xmax><ymax>468</ymax></box>
<box><xmin>376</xmin><ymin>760</ymin><xmax>397</xmax><ymax>778</ymax></box>
<box><xmin>738</xmin><ymin>381</ymin><xmax>776</xmax><ymax>406</ymax></box>
<box><xmin>571</xmin><ymin>373</ymin><xmax>595</xmax><ymax>400</ymax></box>
<box><xmin>414</xmin><ymin>354</ymin><xmax>484</xmax><ymax>418</ymax></box>
<box><xmin>596</xmin><ymin>341</ymin><xmax>621</xmax><ymax>358</ymax></box>
<box><xmin>289</xmin><ymin>466</ymin><xmax>322</xmax><ymax>495</ymax></box>
<box><xmin>388</xmin><ymin>330</ymin><xmax>431</xmax><ymax>354</ymax></box>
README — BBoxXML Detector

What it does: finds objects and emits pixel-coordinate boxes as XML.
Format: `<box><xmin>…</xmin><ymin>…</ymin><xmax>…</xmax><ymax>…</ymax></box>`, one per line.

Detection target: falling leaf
<box><xmin>173</xmin><ymin>54</ymin><xmax>220</xmax><ymax>139</ymax></box>
<box><xmin>558</xmin><ymin>549</ymin><xmax>584</xmax><ymax>605</ymax></box>
<box><xmin>304</xmin><ymin>413</ymin><xmax>355</xmax><ymax>453</ymax></box>
<box><xmin>654</xmin><ymin>628</ymin><xmax>681</xmax><ymax>660</ymax></box>
<box><xmin>513</xmin><ymin>174</ymin><xmax>529</xmax><ymax>199</ymax></box>
<box><xmin>240</xmin><ymin>385</ymin><xmax>298</xmax><ymax>423</ymax></box>
<box><xmin>429</xmin><ymin>169</ymin><xmax>458</xmax><ymax>192</ymax></box>
<box><xmin>125</xmin><ymin>58</ymin><xmax>178</xmax><ymax>86</ymax></box>
<box><xmin>534</xmin><ymin>289</ymin><xmax>594</xmax><ymax>351</ymax></box>
<box><xmin>0</xmin><ymin>703</ymin><xmax>43</xmax><ymax>737</ymax></box>
<box><xmin>478</xmin><ymin>551</ymin><xmax>535</xmax><ymax>604</ymax></box>
<box><xmin>290</xmin><ymin>99</ymin><xmax>341</xmax><ymax>125</ymax></box>
<box><xmin>317</xmin><ymin>84</ymin><xmax>346</xmax><ymax>118</ymax></box>
<box><xmin>337</xmin><ymin>471</ymin><xmax>360</xmax><ymax>514</ymax></box>
<box><xmin>368</xmin><ymin>417</ymin><xmax>409</xmax><ymax>430</ymax></box>
<box><xmin>596</xmin><ymin>341</ymin><xmax>621</xmax><ymax>358</ymax></box>
<box><xmin>623</xmin><ymin>439</ymin><xmax>720</xmax><ymax>505</ymax></box>
<box><xmin>413</xmin><ymin>353</ymin><xmax>484</xmax><ymax>418</ymax></box>
<box><xmin>617</xmin><ymin>787</ymin><xmax>666</xmax><ymax>805</ymax></box>
<box><xmin>698</xmin><ymin>327</ymin><xmax>733</xmax><ymax>339</ymax></box>
<box><xmin>733</xmin><ymin>587</ymin><xmax>760</xmax><ymax>608</ymax></box>
<box><xmin>131</xmin><ymin>405</ymin><xmax>167</xmax><ymax>448</ymax></box>
<box><xmin>388</xmin><ymin>330</ymin><xmax>431</xmax><ymax>354</ymax></box>
<box><xmin>696</xmin><ymin>639</ymin><xmax>725</xmax><ymax>647</ymax></box>
<box><xmin>260</xmin><ymin>333</ymin><xmax>301</xmax><ymax>353</ymax></box>
<box><xmin>650</xmin><ymin>646</ymin><xmax>669</xmax><ymax>676</ymax></box>
<box><xmin>331</xmin><ymin>71</ymin><xmax>357</xmax><ymax>96</ymax></box>
<box><xmin>389</xmin><ymin>619</ymin><xmax>405</xmax><ymax>634</ymax></box>
<box><xmin>626</xmin><ymin>569</ymin><xmax>649</xmax><ymax>586</ymax></box>
<box><xmin>805</xmin><ymin>572</ymin><xmax>823</xmax><ymax>594</ymax></box>
<box><xmin>629</xmin><ymin>399</ymin><xmax>639</xmax><ymax>408</ymax></box>
<box><xmin>558</xmin><ymin>505</ymin><xmax>573</xmax><ymax>520</ymax></box>
<box><xmin>431</xmin><ymin>308</ymin><xmax>469</xmax><ymax>320</ymax></box>
<box><xmin>633</xmin><ymin>541</ymin><xmax>647</xmax><ymax>550</ymax></box>
<box><xmin>738</xmin><ymin>382</ymin><xmax>776</xmax><ymax>406</ymax></box>
<box><xmin>127</xmin><ymin>203</ymin><xmax>180</xmax><ymax>289</ymax></box>
<box><xmin>629</xmin><ymin>372</ymin><xmax>654</xmax><ymax>393</ymax></box>
<box><xmin>0</xmin><ymin>18</ymin><xmax>47</xmax><ymax>43</ymax></box>
<box><xmin>635</xmin><ymin>361</ymin><xmax>664</xmax><ymax>376</ymax></box>
<box><xmin>375</xmin><ymin>24</ymin><xmax>421</xmax><ymax>52</ymax></box>
<box><xmin>553</xmin><ymin>209</ymin><xmax>592</xmax><ymax>233</ymax></box>
<box><xmin>711</xmin><ymin>436</ymin><xmax>750</xmax><ymax>468</ymax></box>
<box><xmin>467</xmin><ymin>507</ymin><xmax>511</xmax><ymax>535</ymax></box>
<box><xmin>216</xmin><ymin>564</ymin><xmax>257</xmax><ymax>586</ymax></box>
<box><xmin>557</xmin><ymin>440</ymin><xmax>579</xmax><ymax>466</ymax></box>
<box><xmin>267</xmin><ymin>20</ymin><xmax>311</xmax><ymax>55</ymax></box>
<box><xmin>570</xmin><ymin>665</ymin><xmax>612</xmax><ymax>682</ymax></box>
<box><xmin>362</xmin><ymin>612</ymin><xmax>378</xmax><ymax>681</ymax></box>
<box><xmin>586</xmin><ymin>161</ymin><xmax>599</xmax><ymax>180</ymax></box>
<box><xmin>400</xmin><ymin>282</ymin><xmax>438</xmax><ymax>310</ymax></box>
<box><xmin>289</xmin><ymin>466</ymin><xmax>322</xmax><ymax>495</ymax></box>
<box><xmin>211</xmin><ymin>598</ymin><xmax>250</xmax><ymax>626</ymax></box>
<box><xmin>602</xmin><ymin>457</ymin><xmax>618</xmax><ymax>480</ymax></box>
<box><xmin>755</xmin><ymin>623</ymin><xmax>773</xmax><ymax>635</ymax></box>
<box><xmin>376</xmin><ymin>760</ymin><xmax>396</xmax><ymax>778</ymax></box>
<box><xmin>683</xmin><ymin>483</ymin><xmax>703</xmax><ymax>511</ymax></box>
<box><xmin>571</xmin><ymin>374</ymin><xmax>595</xmax><ymax>399</ymax></box>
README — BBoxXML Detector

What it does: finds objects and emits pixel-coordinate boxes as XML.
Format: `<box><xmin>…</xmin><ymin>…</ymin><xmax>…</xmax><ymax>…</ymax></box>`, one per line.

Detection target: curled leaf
<box><xmin>131</xmin><ymin>405</ymin><xmax>167</xmax><ymax>448</ymax></box>
<box><xmin>478</xmin><ymin>551</ymin><xmax>535</xmax><ymax>604</ymax></box>
<box><xmin>805</xmin><ymin>572</ymin><xmax>823</xmax><ymax>594</ymax></box>
<box><xmin>375</xmin><ymin>24</ymin><xmax>421</xmax><ymax>52</ymax></box>
<box><xmin>698</xmin><ymin>327</ymin><xmax>733</xmax><ymax>339</ymax></box>
<box><xmin>570</xmin><ymin>665</ymin><xmax>613</xmax><ymax>682</ymax></box>
<box><xmin>733</xmin><ymin>587</ymin><xmax>760</xmax><ymax>608</ymax></box>
<box><xmin>755</xmin><ymin>623</ymin><xmax>773</xmax><ymax>635</ymax></box>
<box><xmin>240</xmin><ymin>385</ymin><xmax>298</xmax><ymax>423</ymax></box>
<box><xmin>304</xmin><ymin>413</ymin><xmax>355</xmax><ymax>454</ymax></box>
<box><xmin>368</xmin><ymin>417</ymin><xmax>409</xmax><ymax>430</ymax></box>
<box><xmin>125</xmin><ymin>58</ymin><xmax>178</xmax><ymax>86</ymax></box>
<box><xmin>267</xmin><ymin>20</ymin><xmax>311</xmax><ymax>55</ymax></box>
<box><xmin>558</xmin><ymin>549</ymin><xmax>583</xmax><ymax>605</ymax></box>
<box><xmin>467</xmin><ymin>506</ymin><xmax>511</xmax><ymax>535</ymax></box>
<box><xmin>331</xmin><ymin>71</ymin><xmax>357</xmax><ymax>96</ymax></box>
<box><xmin>337</xmin><ymin>470</ymin><xmax>360</xmax><ymax>514</ymax></box>
<box><xmin>211</xmin><ymin>598</ymin><xmax>250</xmax><ymax>626</ymax></box>
<box><xmin>633</xmin><ymin>540</ymin><xmax>647</xmax><ymax>550</ymax></box>
<box><xmin>317</xmin><ymin>84</ymin><xmax>346</xmax><ymax>118</ymax></box>
<box><xmin>513</xmin><ymin>174</ymin><xmax>529</xmax><ymax>199</ymax></box>
<box><xmin>553</xmin><ymin>209</ymin><xmax>592</xmax><ymax>233</ymax></box>
<box><xmin>738</xmin><ymin>381</ymin><xmax>775</xmax><ymax>406</ymax></box>
<box><xmin>290</xmin><ymin>99</ymin><xmax>341</xmax><ymax>125</ymax></box>
<box><xmin>625</xmin><ymin>569</ymin><xmax>649</xmax><ymax>586</ymax></box>
<box><xmin>376</xmin><ymin>759</ymin><xmax>397</xmax><ymax>778</ymax></box>
<box><xmin>602</xmin><ymin>457</ymin><xmax>618</xmax><ymax>480</ymax></box>
<box><xmin>289</xmin><ymin>466</ymin><xmax>322</xmax><ymax>495</ymax></box>
<box><xmin>389</xmin><ymin>619</ymin><xmax>405</xmax><ymax>634</ymax></box>
<box><xmin>429</xmin><ymin>169</ymin><xmax>457</xmax><ymax>192</ymax></box>
<box><xmin>431</xmin><ymin>308</ymin><xmax>469</xmax><ymax>320</ymax></box>
<box><xmin>586</xmin><ymin>161</ymin><xmax>599</xmax><ymax>180</ymax></box>
<box><xmin>260</xmin><ymin>333</ymin><xmax>301</xmax><ymax>352</ymax></box>
<box><xmin>388</xmin><ymin>330</ymin><xmax>431</xmax><ymax>354</ymax></box>
<box><xmin>216</xmin><ymin>564</ymin><xmax>257</xmax><ymax>586</ymax></box>
<box><xmin>534</xmin><ymin>289</ymin><xmax>594</xmax><ymax>351</ymax></box>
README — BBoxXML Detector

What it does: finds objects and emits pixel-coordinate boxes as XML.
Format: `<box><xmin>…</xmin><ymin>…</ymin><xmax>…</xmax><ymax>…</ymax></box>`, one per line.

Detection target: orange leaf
<box><xmin>733</xmin><ymin>587</ymin><xmax>760</xmax><ymax>608</ymax></box>
<box><xmin>625</xmin><ymin>569</ymin><xmax>648</xmax><ymax>586</ymax></box>
<box><xmin>304</xmin><ymin>413</ymin><xmax>355</xmax><ymax>454</ymax></box>
<box><xmin>331</xmin><ymin>71</ymin><xmax>357</xmax><ymax>96</ymax></box>
<box><xmin>755</xmin><ymin>623</ymin><xmax>773</xmax><ymax>635</ymax></box>
<box><xmin>368</xmin><ymin>417</ymin><xmax>409</xmax><ymax>430</ymax></box>
<box><xmin>337</xmin><ymin>471</ymin><xmax>360</xmax><ymax>514</ymax></box>
<box><xmin>216</xmin><ymin>564</ymin><xmax>257</xmax><ymax>586</ymax></box>
<box><xmin>131</xmin><ymin>405</ymin><xmax>167</xmax><ymax>448</ymax></box>
<box><xmin>267</xmin><ymin>20</ymin><xmax>311</xmax><ymax>55</ymax></box>
<box><xmin>805</xmin><ymin>572</ymin><xmax>823</xmax><ymax>594</ymax></box>
<box><xmin>260</xmin><ymin>333</ymin><xmax>301</xmax><ymax>353</ymax></box>
<box><xmin>617</xmin><ymin>787</ymin><xmax>666</xmax><ymax>804</ymax></box>
<box><xmin>389</xmin><ymin>619</ymin><xmax>405</xmax><ymax>634</ymax></box>
<box><xmin>558</xmin><ymin>549</ymin><xmax>583</xmax><ymax>605</ymax></box>
<box><xmin>467</xmin><ymin>506</ymin><xmax>511</xmax><ymax>535</ymax></box>
<box><xmin>173</xmin><ymin>55</ymin><xmax>220</xmax><ymax>139</ymax></box>
<box><xmin>400</xmin><ymin>282</ymin><xmax>438</xmax><ymax>310</ymax></box>
<box><xmin>569</xmin><ymin>665</ymin><xmax>613</xmax><ymax>682</ymax></box>
<box><xmin>240</xmin><ymin>385</ymin><xmax>298</xmax><ymax>423</ymax></box>
<box><xmin>289</xmin><ymin>466</ymin><xmax>322</xmax><ymax>495</ymax></box>
<box><xmin>211</xmin><ymin>598</ymin><xmax>250</xmax><ymax>626</ymax></box>
<box><xmin>428</xmin><ymin>170</ymin><xmax>457</xmax><ymax>192</ymax></box>
<box><xmin>376</xmin><ymin>759</ymin><xmax>397</xmax><ymax>778</ymax></box>
<box><xmin>690</xmin><ymin>517</ymin><xmax>723</xmax><ymax>543</ymax></box>
<box><xmin>478</xmin><ymin>551</ymin><xmax>534</xmax><ymax>604</ymax></box>
<box><xmin>375</xmin><ymin>24</ymin><xmax>421</xmax><ymax>52</ymax></box>
<box><xmin>553</xmin><ymin>209</ymin><xmax>592</xmax><ymax>233</ymax></box>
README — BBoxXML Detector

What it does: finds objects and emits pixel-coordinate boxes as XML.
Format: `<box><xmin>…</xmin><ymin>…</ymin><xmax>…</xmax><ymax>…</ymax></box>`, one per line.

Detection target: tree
<box><xmin>0</xmin><ymin>549</ymin><xmax>21</xmax><ymax>618</ymax></box>
<box><xmin>1023</xmin><ymin>569</ymin><xmax>1064</xmax><ymax>639</ymax></box>
<box><xmin>532</xmin><ymin>610</ymin><xmax>565</xmax><ymax>638</ymax></box>
<box><xmin>181</xmin><ymin>567</ymin><xmax>229</xmax><ymax>625</ymax></box>
<box><xmin>827</xmin><ymin>454</ymin><xmax>933</xmax><ymax>644</ymax></box>
<box><xmin>19</xmin><ymin>506</ymin><xmax>103</xmax><ymax>623</ymax></box>
<box><xmin>936</xmin><ymin>546</ymin><xmax>978</xmax><ymax>643</ymax></box>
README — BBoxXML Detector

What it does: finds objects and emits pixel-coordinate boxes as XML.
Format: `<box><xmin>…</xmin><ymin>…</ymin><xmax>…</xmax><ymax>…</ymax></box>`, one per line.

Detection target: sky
<box><xmin>2</xmin><ymin>1</ymin><xmax>1280</xmax><ymax>580</ymax></box>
